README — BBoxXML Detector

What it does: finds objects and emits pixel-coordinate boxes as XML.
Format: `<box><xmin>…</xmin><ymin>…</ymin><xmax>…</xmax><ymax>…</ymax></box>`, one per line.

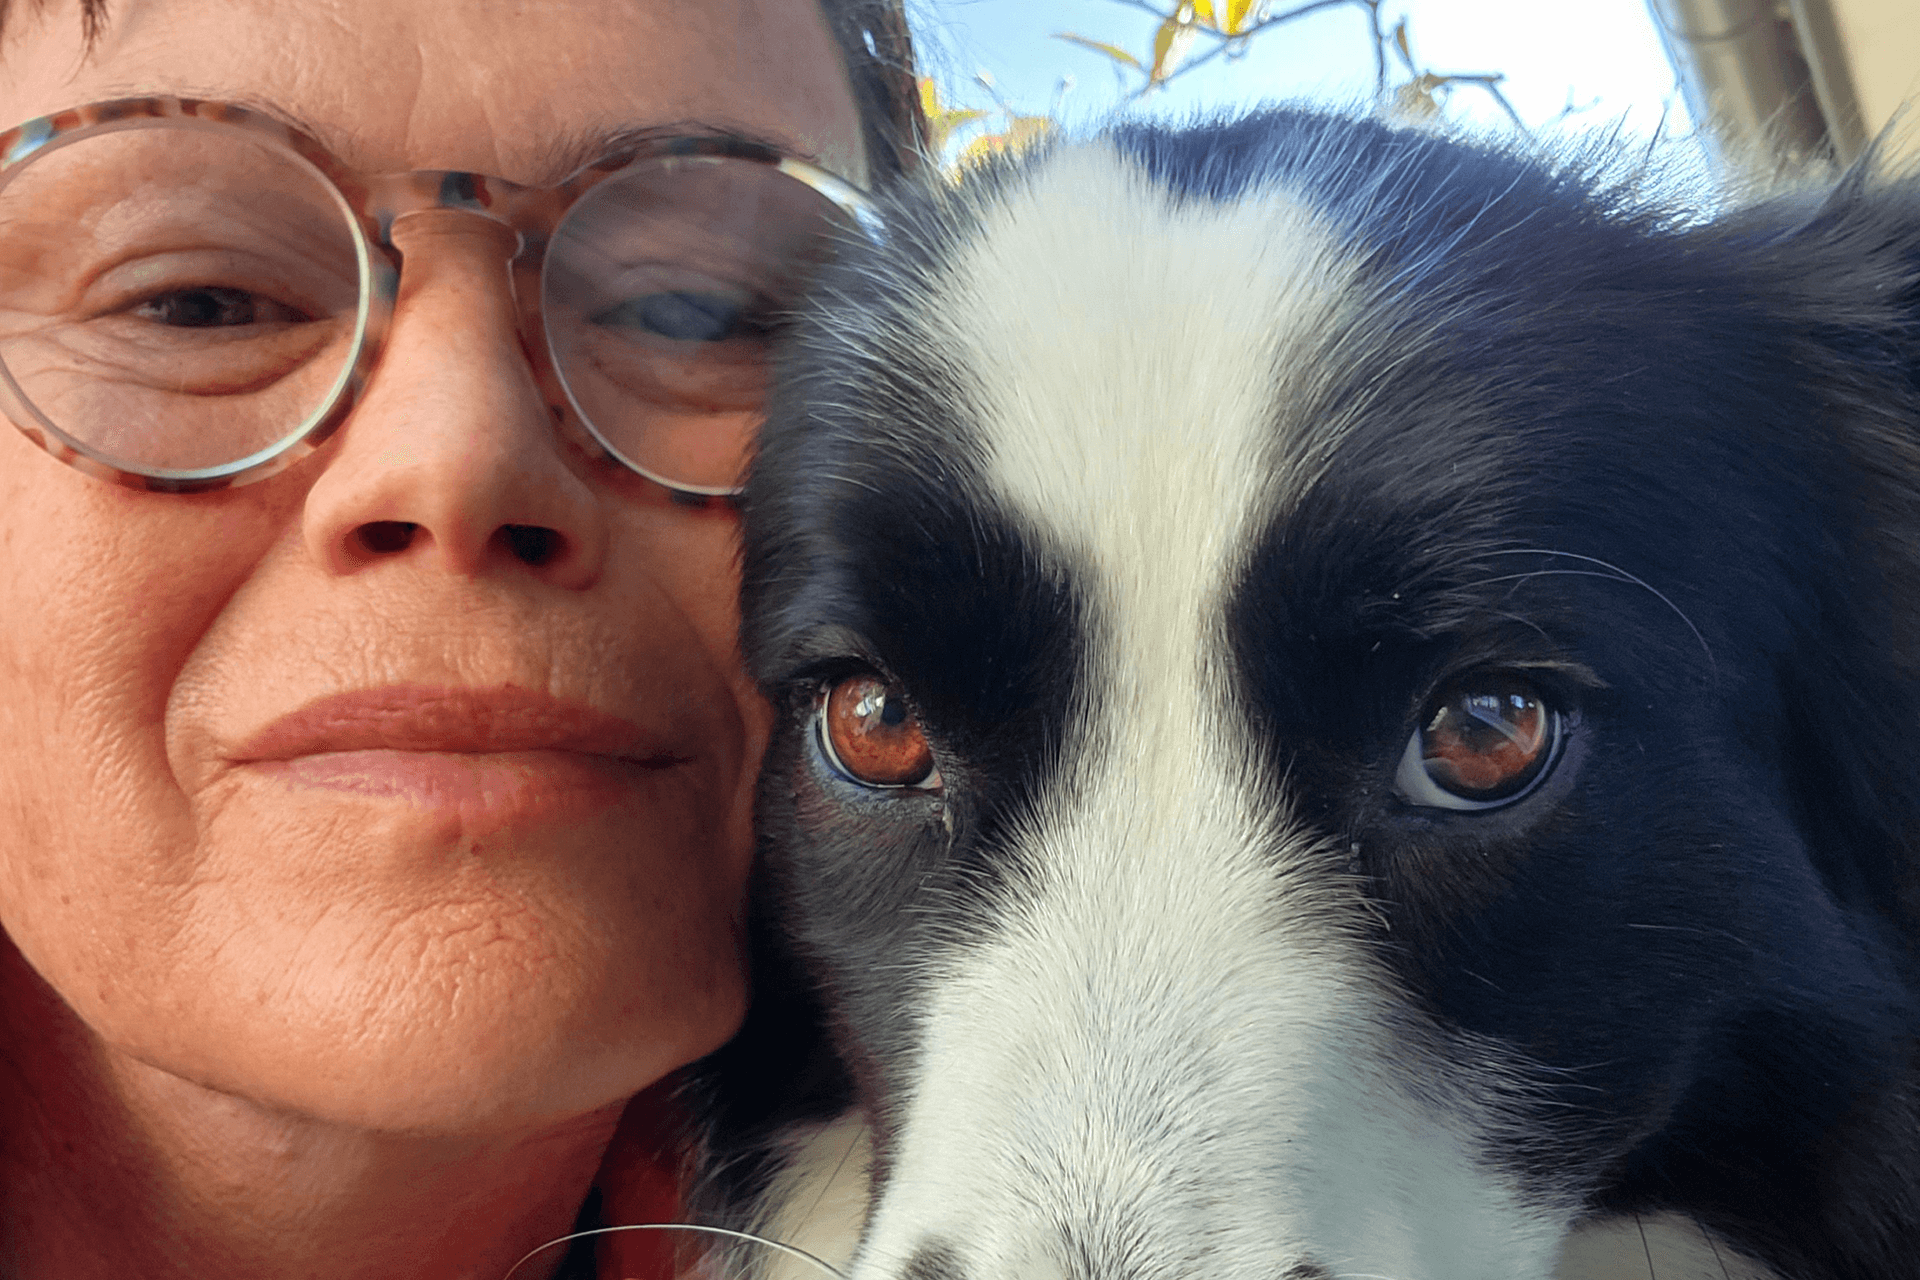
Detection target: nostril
<box><xmin>501</xmin><ymin>524</ymin><xmax>563</xmax><ymax>567</ymax></box>
<box><xmin>357</xmin><ymin>521</ymin><xmax>418</xmax><ymax>554</ymax></box>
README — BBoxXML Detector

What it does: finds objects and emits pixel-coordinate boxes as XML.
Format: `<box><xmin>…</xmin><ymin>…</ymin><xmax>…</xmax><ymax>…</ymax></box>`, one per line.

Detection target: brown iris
<box><xmin>1419</xmin><ymin>677</ymin><xmax>1555</xmax><ymax>802</ymax></box>
<box><xmin>821</xmin><ymin>674</ymin><xmax>937</xmax><ymax>788</ymax></box>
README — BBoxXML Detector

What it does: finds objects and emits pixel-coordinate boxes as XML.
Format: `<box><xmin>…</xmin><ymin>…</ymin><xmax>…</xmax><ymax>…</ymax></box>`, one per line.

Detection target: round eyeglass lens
<box><xmin>542</xmin><ymin>155</ymin><xmax>854</xmax><ymax>494</ymax></box>
<box><xmin>504</xmin><ymin>1222</ymin><xmax>846</xmax><ymax>1280</ymax></box>
<box><xmin>0</xmin><ymin>120</ymin><xmax>367</xmax><ymax>480</ymax></box>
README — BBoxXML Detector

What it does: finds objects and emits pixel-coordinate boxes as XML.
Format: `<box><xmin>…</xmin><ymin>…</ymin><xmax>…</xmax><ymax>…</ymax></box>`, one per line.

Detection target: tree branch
<box><xmin>1362</xmin><ymin>0</ymin><xmax>1387</xmax><ymax>97</ymax></box>
<box><xmin>1115</xmin><ymin>0</ymin><xmax>1363</xmax><ymax>99</ymax></box>
<box><xmin>1079</xmin><ymin>0</ymin><xmax>1544</xmax><ymax>134</ymax></box>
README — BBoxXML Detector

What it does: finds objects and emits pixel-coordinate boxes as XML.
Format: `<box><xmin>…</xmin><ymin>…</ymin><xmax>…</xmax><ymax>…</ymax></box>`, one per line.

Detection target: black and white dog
<box><xmin>696</xmin><ymin>112</ymin><xmax>1920</xmax><ymax>1280</ymax></box>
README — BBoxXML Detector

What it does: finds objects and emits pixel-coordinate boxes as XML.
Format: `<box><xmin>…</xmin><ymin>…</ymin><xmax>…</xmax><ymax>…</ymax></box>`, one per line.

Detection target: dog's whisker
<box><xmin>1461</xmin><ymin>967</ymin><xmax>1506</xmax><ymax>992</ymax></box>
<box><xmin>1690</xmin><ymin>1210</ymin><xmax>1735</xmax><ymax>1280</ymax></box>
<box><xmin>1470</xmin><ymin>567</ymin><xmax>1717</xmax><ymax>680</ymax></box>
<box><xmin>1622</xmin><ymin>921</ymin><xmax>1757</xmax><ymax>950</ymax></box>
<box><xmin>1478</xmin><ymin>548</ymin><xmax>1717</xmax><ymax>678</ymax></box>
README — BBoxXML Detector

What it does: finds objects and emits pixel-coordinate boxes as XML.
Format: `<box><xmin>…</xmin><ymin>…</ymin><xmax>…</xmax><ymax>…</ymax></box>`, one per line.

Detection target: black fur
<box><xmin>698</xmin><ymin>111</ymin><xmax>1920</xmax><ymax>1280</ymax></box>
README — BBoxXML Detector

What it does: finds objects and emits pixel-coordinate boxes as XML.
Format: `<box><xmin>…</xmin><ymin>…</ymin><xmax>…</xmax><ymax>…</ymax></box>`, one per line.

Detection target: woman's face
<box><xmin>0</xmin><ymin>0</ymin><xmax>861</xmax><ymax>1131</ymax></box>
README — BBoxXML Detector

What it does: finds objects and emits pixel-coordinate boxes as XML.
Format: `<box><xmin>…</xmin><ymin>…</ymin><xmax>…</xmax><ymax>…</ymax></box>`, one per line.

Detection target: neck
<box><xmin>0</xmin><ymin>942</ymin><xmax>624</xmax><ymax>1280</ymax></box>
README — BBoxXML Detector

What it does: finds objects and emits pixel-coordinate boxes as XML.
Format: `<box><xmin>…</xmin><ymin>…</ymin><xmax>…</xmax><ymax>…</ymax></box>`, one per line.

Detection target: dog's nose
<box><xmin>890</xmin><ymin>1237</ymin><xmax>1341</xmax><ymax>1280</ymax></box>
<box><xmin>900</xmin><ymin>1241</ymin><xmax>966</xmax><ymax>1280</ymax></box>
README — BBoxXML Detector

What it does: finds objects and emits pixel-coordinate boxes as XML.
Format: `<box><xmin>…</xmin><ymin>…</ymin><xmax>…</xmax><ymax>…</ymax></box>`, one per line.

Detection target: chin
<box><xmin>108</xmin><ymin>797</ymin><xmax>755</xmax><ymax>1135</ymax></box>
<box><xmin>168</xmin><ymin>944</ymin><xmax>748</xmax><ymax>1136</ymax></box>
<box><xmin>689</xmin><ymin>112</ymin><xmax>1920</xmax><ymax>1280</ymax></box>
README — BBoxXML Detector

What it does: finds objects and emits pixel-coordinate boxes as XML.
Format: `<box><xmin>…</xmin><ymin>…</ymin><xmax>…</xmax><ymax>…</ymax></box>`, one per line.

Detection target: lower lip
<box><xmin>254</xmin><ymin>749</ymin><xmax>679</xmax><ymax>821</ymax></box>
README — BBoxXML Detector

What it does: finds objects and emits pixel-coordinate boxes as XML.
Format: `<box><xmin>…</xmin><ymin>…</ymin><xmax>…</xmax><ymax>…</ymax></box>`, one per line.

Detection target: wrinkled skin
<box><xmin>0</xmin><ymin>2</ymin><xmax>862</xmax><ymax>1277</ymax></box>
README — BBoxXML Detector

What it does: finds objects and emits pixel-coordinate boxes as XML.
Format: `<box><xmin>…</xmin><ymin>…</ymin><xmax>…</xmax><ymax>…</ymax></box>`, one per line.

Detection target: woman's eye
<box><xmin>592</xmin><ymin>291</ymin><xmax>760</xmax><ymax>342</ymax></box>
<box><xmin>815</xmin><ymin>674</ymin><xmax>942</xmax><ymax>790</ymax></box>
<box><xmin>130</xmin><ymin>287</ymin><xmax>309</xmax><ymax>328</ymax></box>
<box><xmin>1393</xmin><ymin>675</ymin><xmax>1563</xmax><ymax>811</ymax></box>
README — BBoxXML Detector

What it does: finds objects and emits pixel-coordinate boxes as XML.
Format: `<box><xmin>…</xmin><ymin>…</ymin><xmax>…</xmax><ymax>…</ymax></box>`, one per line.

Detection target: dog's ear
<box><xmin>1725</xmin><ymin>163</ymin><xmax>1920</xmax><ymax>948</ymax></box>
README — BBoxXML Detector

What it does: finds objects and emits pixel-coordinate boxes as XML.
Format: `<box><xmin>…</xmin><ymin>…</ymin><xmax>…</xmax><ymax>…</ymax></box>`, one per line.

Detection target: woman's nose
<box><xmin>301</xmin><ymin>211</ymin><xmax>609</xmax><ymax>588</ymax></box>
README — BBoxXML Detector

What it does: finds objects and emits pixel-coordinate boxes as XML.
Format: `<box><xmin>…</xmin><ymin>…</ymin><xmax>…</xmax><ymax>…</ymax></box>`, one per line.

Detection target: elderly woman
<box><xmin>0</xmin><ymin>0</ymin><xmax>918</xmax><ymax>1275</ymax></box>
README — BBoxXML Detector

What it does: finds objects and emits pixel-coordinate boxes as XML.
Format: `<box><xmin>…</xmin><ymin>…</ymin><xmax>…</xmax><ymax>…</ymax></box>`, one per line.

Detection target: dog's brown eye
<box><xmin>1395</xmin><ymin>676</ymin><xmax>1560</xmax><ymax>810</ymax></box>
<box><xmin>819</xmin><ymin>675</ymin><xmax>940</xmax><ymax>789</ymax></box>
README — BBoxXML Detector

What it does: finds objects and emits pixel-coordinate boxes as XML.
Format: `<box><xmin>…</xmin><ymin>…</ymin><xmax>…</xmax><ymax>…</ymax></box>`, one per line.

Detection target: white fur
<box><xmin>768</xmin><ymin>1123</ymin><xmax>1784</xmax><ymax>1280</ymax></box>
<box><xmin>1555</xmin><ymin>1215</ymin><xmax>1778</xmax><ymax>1280</ymax></box>
<box><xmin>754</xmin><ymin>1114</ymin><xmax>874</xmax><ymax>1280</ymax></box>
<box><xmin>819</xmin><ymin>143</ymin><xmax>1566</xmax><ymax>1280</ymax></box>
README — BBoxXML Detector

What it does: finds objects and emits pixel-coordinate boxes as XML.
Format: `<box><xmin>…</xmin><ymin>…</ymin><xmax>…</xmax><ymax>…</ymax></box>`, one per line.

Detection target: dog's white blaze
<box><xmin>854</xmin><ymin>145</ymin><xmax>1569</xmax><ymax>1280</ymax></box>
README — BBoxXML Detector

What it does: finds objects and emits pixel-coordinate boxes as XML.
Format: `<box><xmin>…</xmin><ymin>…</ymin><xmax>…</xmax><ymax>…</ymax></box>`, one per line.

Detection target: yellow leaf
<box><xmin>1393</xmin><ymin>19</ymin><xmax>1411</xmax><ymax>65</ymax></box>
<box><xmin>1148</xmin><ymin>15</ymin><xmax>1198</xmax><ymax>85</ymax></box>
<box><xmin>930</xmin><ymin>109</ymin><xmax>988</xmax><ymax>155</ymax></box>
<box><xmin>954</xmin><ymin>133</ymin><xmax>1002</xmax><ymax>169</ymax></box>
<box><xmin>1191</xmin><ymin>0</ymin><xmax>1217</xmax><ymax>29</ymax></box>
<box><xmin>952</xmin><ymin>112</ymin><xmax>1060</xmax><ymax>171</ymax></box>
<box><xmin>1392</xmin><ymin>74</ymin><xmax>1444</xmax><ymax>121</ymax></box>
<box><xmin>1053</xmin><ymin>32</ymin><xmax>1144</xmax><ymax>72</ymax></box>
<box><xmin>1224</xmin><ymin>0</ymin><xmax>1256</xmax><ymax>34</ymax></box>
<box><xmin>1005</xmin><ymin>113</ymin><xmax>1059</xmax><ymax>149</ymax></box>
<box><xmin>917</xmin><ymin>76</ymin><xmax>989</xmax><ymax>156</ymax></box>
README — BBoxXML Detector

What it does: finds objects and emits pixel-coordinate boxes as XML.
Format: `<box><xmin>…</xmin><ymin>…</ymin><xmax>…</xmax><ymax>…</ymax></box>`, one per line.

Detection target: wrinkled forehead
<box><xmin>0</xmin><ymin>0</ymin><xmax>867</xmax><ymax>186</ymax></box>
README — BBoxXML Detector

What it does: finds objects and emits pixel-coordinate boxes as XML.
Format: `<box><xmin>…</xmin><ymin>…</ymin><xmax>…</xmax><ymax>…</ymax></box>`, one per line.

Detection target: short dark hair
<box><xmin>0</xmin><ymin>0</ymin><xmax>927</xmax><ymax>179</ymax></box>
<box><xmin>0</xmin><ymin>0</ymin><xmax>105</xmax><ymax>46</ymax></box>
<box><xmin>819</xmin><ymin>0</ymin><xmax>928</xmax><ymax>180</ymax></box>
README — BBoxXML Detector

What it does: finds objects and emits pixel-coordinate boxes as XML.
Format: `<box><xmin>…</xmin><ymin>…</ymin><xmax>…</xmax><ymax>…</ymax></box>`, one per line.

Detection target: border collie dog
<box><xmin>702</xmin><ymin>111</ymin><xmax>1920</xmax><ymax>1280</ymax></box>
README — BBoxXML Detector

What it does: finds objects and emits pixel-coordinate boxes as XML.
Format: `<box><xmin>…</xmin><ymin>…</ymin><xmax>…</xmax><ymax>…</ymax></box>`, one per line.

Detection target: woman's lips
<box><xmin>231</xmin><ymin>685</ymin><xmax>688</xmax><ymax>819</ymax></box>
<box><xmin>234</xmin><ymin>684</ymin><xmax>680</xmax><ymax>762</ymax></box>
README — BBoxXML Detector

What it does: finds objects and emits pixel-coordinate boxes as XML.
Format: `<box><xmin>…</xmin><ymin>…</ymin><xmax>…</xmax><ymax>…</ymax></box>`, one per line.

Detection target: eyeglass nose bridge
<box><xmin>364</xmin><ymin>170</ymin><xmax>551</xmax><ymax>257</ymax></box>
<box><xmin>355</xmin><ymin>170</ymin><xmax>598</xmax><ymax>462</ymax></box>
<box><xmin>351</xmin><ymin>168</ymin><xmax>707</xmax><ymax>507</ymax></box>
<box><xmin>0</xmin><ymin>96</ymin><xmax>885</xmax><ymax>497</ymax></box>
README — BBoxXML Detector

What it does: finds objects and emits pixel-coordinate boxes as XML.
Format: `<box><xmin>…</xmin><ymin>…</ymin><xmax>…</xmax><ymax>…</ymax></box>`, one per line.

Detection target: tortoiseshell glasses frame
<box><xmin>0</xmin><ymin>96</ymin><xmax>878</xmax><ymax>499</ymax></box>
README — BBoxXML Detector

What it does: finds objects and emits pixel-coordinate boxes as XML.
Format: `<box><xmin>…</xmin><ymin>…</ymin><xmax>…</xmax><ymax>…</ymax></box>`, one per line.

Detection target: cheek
<box><xmin>0</xmin><ymin>443</ymin><xmax>290</xmax><ymax>991</ymax></box>
<box><xmin>623</xmin><ymin>500</ymin><xmax>775</xmax><ymax>775</ymax></box>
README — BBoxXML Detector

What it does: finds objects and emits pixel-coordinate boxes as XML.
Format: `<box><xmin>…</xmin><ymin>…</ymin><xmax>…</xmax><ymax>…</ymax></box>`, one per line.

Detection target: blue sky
<box><xmin>911</xmin><ymin>0</ymin><xmax>1692</xmax><ymax>145</ymax></box>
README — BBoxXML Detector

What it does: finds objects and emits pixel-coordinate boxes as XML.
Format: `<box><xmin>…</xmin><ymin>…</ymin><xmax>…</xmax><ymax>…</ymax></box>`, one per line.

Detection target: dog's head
<box><xmin>726</xmin><ymin>112</ymin><xmax>1920</xmax><ymax>1280</ymax></box>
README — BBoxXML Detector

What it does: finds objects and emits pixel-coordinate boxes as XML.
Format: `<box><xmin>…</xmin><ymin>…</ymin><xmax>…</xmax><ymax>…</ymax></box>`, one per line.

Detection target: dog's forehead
<box><xmin>915</xmin><ymin>141</ymin><xmax>1362</xmax><ymax>565</ymax></box>
<box><xmin>767</xmin><ymin>149</ymin><xmax>1577</xmax><ymax>1275</ymax></box>
<box><xmin>732</xmin><ymin>116</ymin><xmax>1920</xmax><ymax>1280</ymax></box>
<box><xmin>753</xmin><ymin>119</ymin><xmax>1770</xmax><ymax>711</ymax></box>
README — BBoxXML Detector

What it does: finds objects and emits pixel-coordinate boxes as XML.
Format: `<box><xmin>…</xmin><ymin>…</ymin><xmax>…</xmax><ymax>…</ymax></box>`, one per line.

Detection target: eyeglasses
<box><xmin>502</xmin><ymin>1221</ymin><xmax>843</xmax><ymax>1280</ymax></box>
<box><xmin>0</xmin><ymin>97</ymin><xmax>878</xmax><ymax>499</ymax></box>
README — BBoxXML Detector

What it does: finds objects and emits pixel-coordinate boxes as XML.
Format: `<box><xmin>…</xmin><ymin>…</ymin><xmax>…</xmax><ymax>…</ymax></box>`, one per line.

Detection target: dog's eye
<box><xmin>816</xmin><ymin>674</ymin><xmax>942</xmax><ymax>790</ymax></box>
<box><xmin>1394</xmin><ymin>675</ymin><xmax>1561</xmax><ymax>811</ymax></box>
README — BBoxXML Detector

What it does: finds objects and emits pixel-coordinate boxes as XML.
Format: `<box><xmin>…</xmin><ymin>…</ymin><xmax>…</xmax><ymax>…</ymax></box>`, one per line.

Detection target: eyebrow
<box><xmin>534</xmin><ymin>120</ymin><xmax>822</xmax><ymax>183</ymax></box>
<box><xmin>210</xmin><ymin>94</ymin><xmax>817</xmax><ymax>185</ymax></box>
